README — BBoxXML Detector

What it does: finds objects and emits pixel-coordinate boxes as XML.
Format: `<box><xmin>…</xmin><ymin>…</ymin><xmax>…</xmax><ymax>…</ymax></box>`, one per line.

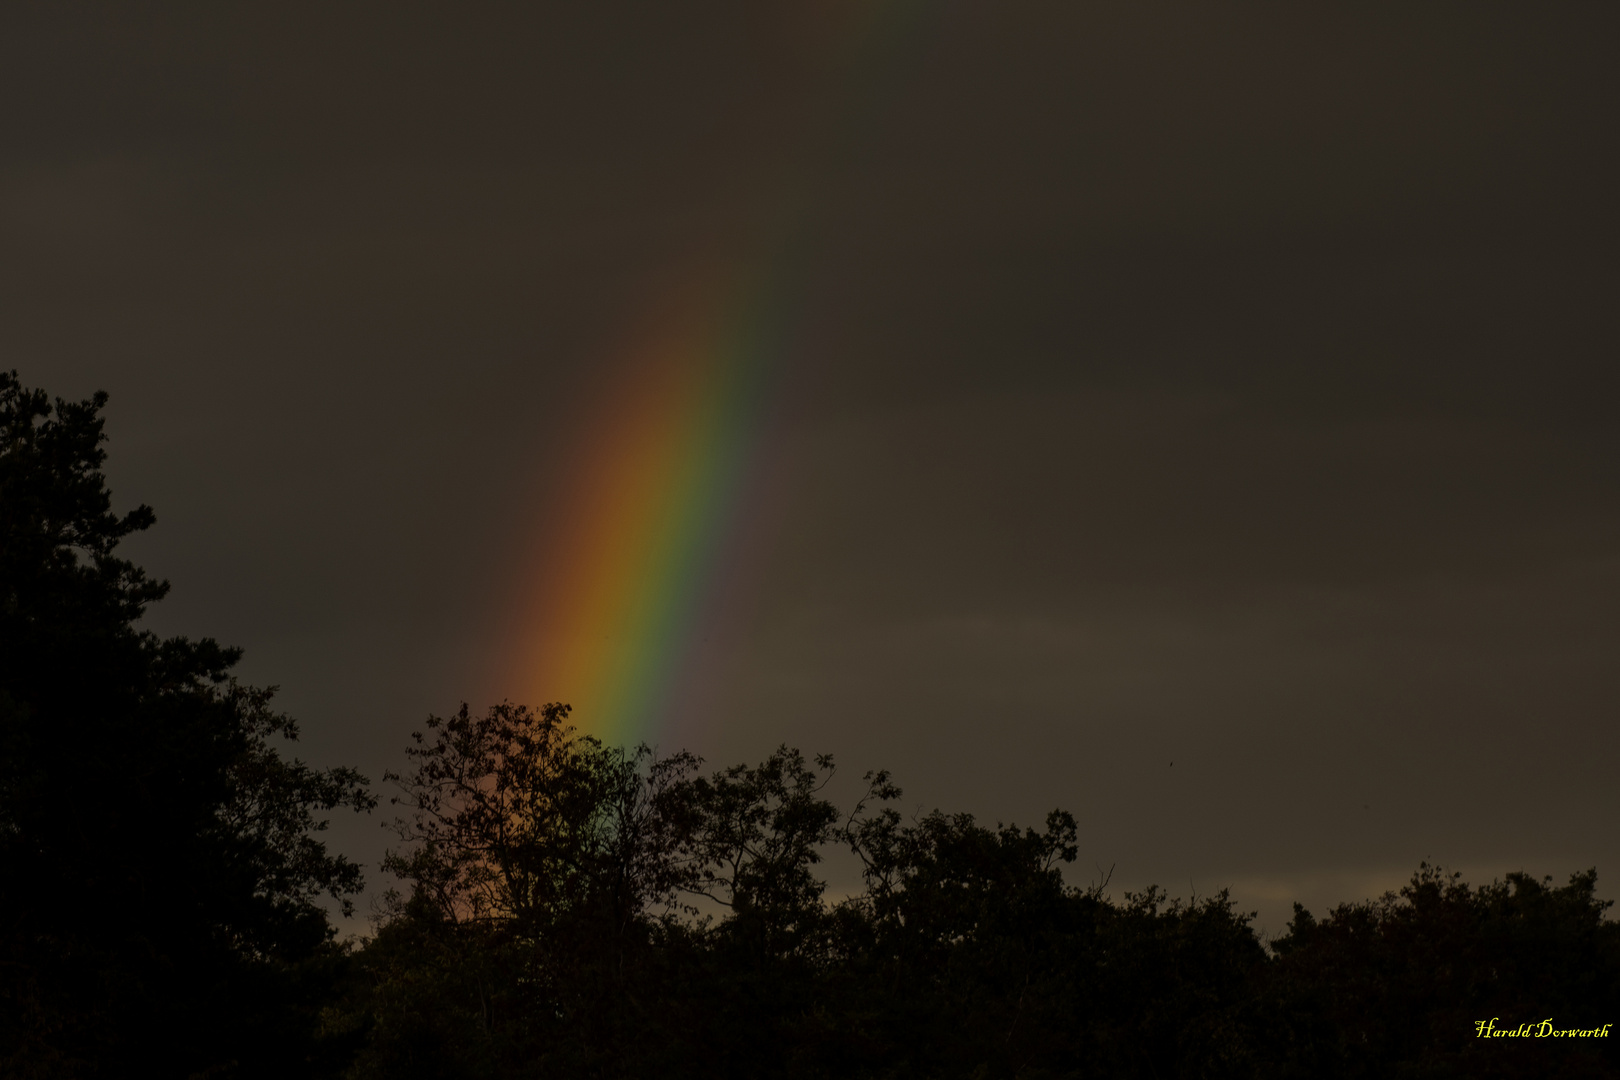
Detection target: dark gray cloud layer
<box><xmin>4</xmin><ymin>3</ymin><xmax>1616</xmax><ymax>932</ymax></box>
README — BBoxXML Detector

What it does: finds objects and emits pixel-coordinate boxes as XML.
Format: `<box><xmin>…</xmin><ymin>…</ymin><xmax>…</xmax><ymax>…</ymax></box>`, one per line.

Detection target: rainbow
<box><xmin>503</xmin><ymin>1</ymin><xmax>934</xmax><ymax>748</ymax></box>
<box><xmin>504</xmin><ymin>254</ymin><xmax>794</xmax><ymax>747</ymax></box>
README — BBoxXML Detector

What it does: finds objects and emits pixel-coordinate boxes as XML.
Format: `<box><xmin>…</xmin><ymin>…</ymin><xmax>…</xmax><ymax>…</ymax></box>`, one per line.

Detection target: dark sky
<box><xmin>6</xmin><ymin>2</ymin><xmax>1618</xmax><ymax>935</ymax></box>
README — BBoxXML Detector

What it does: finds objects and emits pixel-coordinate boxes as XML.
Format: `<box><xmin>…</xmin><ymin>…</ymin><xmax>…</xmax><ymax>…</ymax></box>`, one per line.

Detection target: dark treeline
<box><xmin>336</xmin><ymin>703</ymin><xmax>1620</xmax><ymax>1080</ymax></box>
<box><xmin>3</xmin><ymin>371</ymin><xmax>1617</xmax><ymax>1079</ymax></box>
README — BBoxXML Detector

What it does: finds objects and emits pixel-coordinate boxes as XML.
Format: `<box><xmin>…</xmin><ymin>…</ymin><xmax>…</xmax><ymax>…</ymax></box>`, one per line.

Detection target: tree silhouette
<box><xmin>1258</xmin><ymin>863</ymin><xmax>1620</xmax><ymax>1078</ymax></box>
<box><xmin>353</xmin><ymin>694</ymin><xmax>1620</xmax><ymax>1079</ymax></box>
<box><xmin>0</xmin><ymin>371</ymin><xmax>373</xmax><ymax>1078</ymax></box>
<box><xmin>357</xmin><ymin>706</ymin><xmax>1287</xmax><ymax>1079</ymax></box>
<box><xmin>351</xmin><ymin>702</ymin><xmax>703</xmax><ymax>1076</ymax></box>
<box><xmin>379</xmin><ymin>701</ymin><xmax>698</xmax><ymax>931</ymax></box>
